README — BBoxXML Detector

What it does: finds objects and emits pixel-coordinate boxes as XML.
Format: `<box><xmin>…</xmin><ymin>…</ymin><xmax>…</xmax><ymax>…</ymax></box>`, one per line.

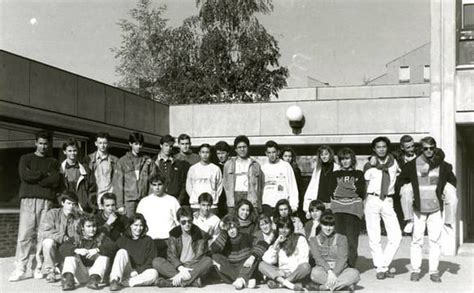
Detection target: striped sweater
<box><xmin>210</xmin><ymin>232</ymin><xmax>268</xmax><ymax>264</ymax></box>
<box><xmin>328</xmin><ymin>170</ymin><xmax>365</xmax><ymax>219</ymax></box>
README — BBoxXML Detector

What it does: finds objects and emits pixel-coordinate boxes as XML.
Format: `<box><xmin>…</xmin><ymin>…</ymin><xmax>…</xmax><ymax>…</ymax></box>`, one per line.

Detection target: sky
<box><xmin>0</xmin><ymin>0</ymin><xmax>430</xmax><ymax>88</ymax></box>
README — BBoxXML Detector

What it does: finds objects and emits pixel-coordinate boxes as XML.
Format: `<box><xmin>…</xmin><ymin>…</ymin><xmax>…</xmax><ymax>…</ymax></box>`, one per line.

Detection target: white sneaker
<box><xmin>404</xmin><ymin>221</ymin><xmax>414</xmax><ymax>234</ymax></box>
<box><xmin>247</xmin><ymin>279</ymin><xmax>257</xmax><ymax>289</ymax></box>
<box><xmin>9</xmin><ymin>270</ymin><xmax>26</xmax><ymax>282</ymax></box>
<box><xmin>34</xmin><ymin>267</ymin><xmax>43</xmax><ymax>279</ymax></box>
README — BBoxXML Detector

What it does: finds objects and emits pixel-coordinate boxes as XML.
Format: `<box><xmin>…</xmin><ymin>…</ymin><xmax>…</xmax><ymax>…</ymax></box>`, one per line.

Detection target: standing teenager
<box><xmin>280</xmin><ymin>147</ymin><xmax>304</xmax><ymax>220</ymax></box>
<box><xmin>174</xmin><ymin>133</ymin><xmax>200</xmax><ymax>166</ymax></box>
<box><xmin>215</xmin><ymin>140</ymin><xmax>231</xmax><ymax>217</ymax></box>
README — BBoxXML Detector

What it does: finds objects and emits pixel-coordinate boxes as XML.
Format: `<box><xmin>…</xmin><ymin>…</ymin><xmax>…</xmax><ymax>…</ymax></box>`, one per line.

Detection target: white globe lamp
<box><xmin>286</xmin><ymin>105</ymin><xmax>305</xmax><ymax>135</ymax></box>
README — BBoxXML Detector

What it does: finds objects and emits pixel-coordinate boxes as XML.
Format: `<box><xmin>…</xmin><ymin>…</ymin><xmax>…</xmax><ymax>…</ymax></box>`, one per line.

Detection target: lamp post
<box><xmin>286</xmin><ymin>105</ymin><xmax>305</xmax><ymax>135</ymax></box>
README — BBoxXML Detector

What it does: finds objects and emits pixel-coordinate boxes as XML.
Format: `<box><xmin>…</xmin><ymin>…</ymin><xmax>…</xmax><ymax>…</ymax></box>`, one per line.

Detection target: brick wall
<box><xmin>0</xmin><ymin>213</ymin><xmax>19</xmax><ymax>257</ymax></box>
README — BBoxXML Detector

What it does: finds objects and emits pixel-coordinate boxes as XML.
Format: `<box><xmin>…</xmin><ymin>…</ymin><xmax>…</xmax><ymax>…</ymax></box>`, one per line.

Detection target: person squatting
<box><xmin>9</xmin><ymin>130</ymin><xmax>457</xmax><ymax>291</ymax></box>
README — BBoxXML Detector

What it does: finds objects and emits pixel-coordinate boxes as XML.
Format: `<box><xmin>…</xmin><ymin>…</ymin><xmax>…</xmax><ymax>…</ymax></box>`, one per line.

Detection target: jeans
<box><xmin>334</xmin><ymin>213</ymin><xmax>360</xmax><ymax>268</ymax></box>
<box><xmin>62</xmin><ymin>255</ymin><xmax>109</xmax><ymax>283</ymax></box>
<box><xmin>41</xmin><ymin>238</ymin><xmax>58</xmax><ymax>274</ymax></box>
<box><xmin>364</xmin><ymin>194</ymin><xmax>402</xmax><ymax>273</ymax></box>
<box><xmin>258</xmin><ymin>262</ymin><xmax>311</xmax><ymax>282</ymax></box>
<box><xmin>310</xmin><ymin>266</ymin><xmax>360</xmax><ymax>289</ymax></box>
<box><xmin>125</xmin><ymin>200</ymin><xmax>139</xmax><ymax>218</ymax></box>
<box><xmin>109</xmin><ymin>249</ymin><xmax>158</xmax><ymax>287</ymax></box>
<box><xmin>411</xmin><ymin>210</ymin><xmax>442</xmax><ymax>274</ymax></box>
<box><xmin>211</xmin><ymin>254</ymin><xmax>258</xmax><ymax>282</ymax></box>
<box><xmin>153</xmin><ymin>256</ymin><xmax>212</xmax><ymax>285</ymax></box>
<box><xmin>14</xmin><ymin>198</ymin><xmax>53</xmax><ymax>272</ymax></box>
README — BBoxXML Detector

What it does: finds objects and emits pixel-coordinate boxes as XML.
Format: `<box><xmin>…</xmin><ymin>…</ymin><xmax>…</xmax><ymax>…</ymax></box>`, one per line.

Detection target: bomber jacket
<box><xmin>223</xmin><ymin>157</ymin><xmax>264</xmax><ymax>210</ymax></box>
<box><xmin>39</xmin><ymin>208</ymin><xmax>78</xmax><ymax>244</ymax></box>
<box><xmin>59</xmin><ymin>161</ymin><xmax>97</xmax><ymax>212</ymax></box>
<box><xmin>166</xmin><ymin>224</ymin><xmax>209</xmax><ymax>269</ymax></box>
<box><xmin>113</xmin><ymin>152</ymin><xmax>152</xmax><ymax>208</ymax></box>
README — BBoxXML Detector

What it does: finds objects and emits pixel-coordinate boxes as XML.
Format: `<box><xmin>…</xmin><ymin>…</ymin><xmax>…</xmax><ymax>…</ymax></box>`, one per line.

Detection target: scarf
<box><xmin>374</xmin><ymin>154</ymin><xmax>395</xmax><ymax>200</ymax></box>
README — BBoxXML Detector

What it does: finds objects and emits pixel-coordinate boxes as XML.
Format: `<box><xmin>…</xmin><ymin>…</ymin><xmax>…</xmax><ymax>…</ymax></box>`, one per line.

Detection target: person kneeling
<box><xmin>308</xmin><ymin>210</ymin><xmax>360</xmax><ymax>291</ymax></box>
<box><xmin>259</xmin><ymin>217</ymin><xmax>311</xmax><ymax>291</ymax></box>
<box><xmin>211</xmin><ymin>214</ymin><xmax>268</xmax><ymax>290</ymax></box>
<box><xmin>109</xmin><ymin>213</ymin><xmax>158</xmax><ymax>291</ymax></box>
<box><xmin>153</xmin><ymin>206</ymin><xmax>212</xmax><ymax>288</ymax></box>
<box><xmin>59</xmin><ymin>214</ymin><xmax>116</xmax><ymax>290</ymax></box>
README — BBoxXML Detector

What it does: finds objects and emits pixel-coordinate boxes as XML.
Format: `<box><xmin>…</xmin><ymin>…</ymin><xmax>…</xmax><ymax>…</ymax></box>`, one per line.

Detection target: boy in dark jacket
<box><xmin>154</xmin><ymin>207</ymin><xmax>213</xmax><ymax>287</ymax></box>
<box><xmin>95</xmin><ymin>193</ymin><xmax>129</xmax><ymax>241</ymax></box>
<box><xmin>59</xmin><ymin>214</ymin><xmax>117</xmax><ymax>290</ymax></box>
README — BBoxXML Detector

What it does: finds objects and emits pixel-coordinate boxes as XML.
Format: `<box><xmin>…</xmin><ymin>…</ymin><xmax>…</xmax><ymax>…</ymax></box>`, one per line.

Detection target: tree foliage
<box><xmin>114</xmin><ymin>0</ymin><xmax>288</xmax><ymax>104</ymax></box>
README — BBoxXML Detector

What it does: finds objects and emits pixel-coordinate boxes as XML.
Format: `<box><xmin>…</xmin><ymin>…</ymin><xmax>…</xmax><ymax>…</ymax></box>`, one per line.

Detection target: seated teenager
<box><xmin>59</xmin><ymin>214</ymin><xmax>117</xmax><ymax>290</ymax></box>
<box><xmin>259</xmin><ymin>217</ymin><xmax>310</xmax><ymax>291</ymax></box>
<box><xmin>304</xmin><ymin>200</ymin><xmax>325</xmax><ymax>240</ymax></box>
<box><xmin>136</xmin><ymin>174</ymin><xmax>180</xmax><ymax>257</ymax></box>
<box><xmin>193</xmin><ymin>192</ymin><xmax>221</xmax><ymax>244</ymax></box>
<box><xmin>234</xmin><ymin>199</ymin><xmax>257</xmax><ymax>235</ymax></box>
<box><xmin>95</xmin><ymin>193</ymin><xmax>129</xmax><ymax>241</ymax></box>
<box><xmin>253</xmin><ymin>214</ymin><xmax>276</xmax><ymax>245</ymax></box>
<box><xmin>273</xmin><ymin>199</ymin><xmax>305</xmax><ymax>236</ymax></box>
<box><xmin>109</xmin><ymin>213</ymin><xmax>158</xmax><ymax>291</ymax></box>
<box><xmin>38</xmin><ymin>191</ymin><xmax>80</xmax><ymax>283</ymax></box>
<box><xmin>211</xmin><ymin>214</ymin><xmax>268</xmax><ymax>290</ymax></box>
<box><xmin>153</xmin><ymin>206</ymin><xmax>213</xmax><ymax>288</ymax></box>
<box><xmin>308</xmin><ymin>211</ymin><xmax>360</xmax><ymax>291</ymax></box>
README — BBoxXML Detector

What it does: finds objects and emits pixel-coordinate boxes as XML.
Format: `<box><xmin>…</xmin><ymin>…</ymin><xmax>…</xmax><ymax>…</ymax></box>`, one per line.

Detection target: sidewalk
<box><xmin>1</xmin><ymin>235</ymin><xmax>473</xmax><ymax>292</ymax></box>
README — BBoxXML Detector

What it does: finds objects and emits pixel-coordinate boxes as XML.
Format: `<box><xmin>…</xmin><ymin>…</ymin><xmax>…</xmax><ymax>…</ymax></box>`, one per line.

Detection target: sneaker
<box><xmin>61</xmin><ymin>272</ymin><xmax>75</xmax><ymax>291</ymax></box>
<box><xmin>267</xmin><ymin>279</ymin><xmax>282</xmax><ymax>289</ymax></box>
<box><xmin>247</xmin><ymin>279</ymin><xmax>256</xmax><ymax>289</ymax></box>
<box><xmin>233</xmin><ymin>278</ymin><xmax>246</xmax><ymax>290</ymax></box>
<box><xmin>430</xmin><ymin>273</ymin><xmax>442</xmax><ymax>283</ymax></box>
<box><xmin>86</xmin><ymin>274</ymin><xmax>101</xmax><ymax>290</ymax></box>
<box><xmin>34</xmin><ymin>267</ymin><xmax>44</xmax><ymax>279</ymax></box>
<box><xmin>385</xmin><ymin>271</ymin><xmax>395</xmax><ymax>278</ymax></box>
<box><xmin>410</xmin><ymin>272</ymin><xmax>421</xmax><ymax>282</ymax></box>
<box><xmin>8</xmin><ymin>270</ymin><xmax>26</xmax><ymax>282</ymax></box>
<box><xmin>109</xmin><ymin>279</ymin><xmax>121</xmax><ymax>291</ymax></box>
<box><xmin>404</xmin><ymin>221</ymin><xmax>414</xmax><ymax>234</ymax></box>
<box><xmin>293</xmin><ymin>282</ymin><xmax>305</xmax><ymax>291</ymax></box>
<box><xmin>376</xmin><ymin>272</ymin><xmax>386</xmax><ymax>280</ymax></box>
<box><xmin>46</xmin><ymin>272</ymin><xmax>57</xmax><ymax>283</ymax></box>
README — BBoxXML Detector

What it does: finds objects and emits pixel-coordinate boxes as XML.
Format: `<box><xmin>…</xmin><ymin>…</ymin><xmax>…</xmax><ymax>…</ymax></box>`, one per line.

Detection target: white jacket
<box><xmin>262</xmin><ymin>235</ymin><xmax>309</xmax><ymax>274</ymax></box>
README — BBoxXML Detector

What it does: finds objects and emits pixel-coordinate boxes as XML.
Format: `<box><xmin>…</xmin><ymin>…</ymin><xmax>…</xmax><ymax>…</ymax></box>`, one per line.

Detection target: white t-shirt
<box><xmin>186</xmin><ymin>162</ymin><xmax>223</xmax><ymax>208</ymax></box>
<box><xmin>235</xmin><ymin>158</ymin><xmax>251</xmax><ymax>192</ymax></box>
<box><xmin>193</xmin><ymin>212</ymin><xmax>221</xmax><ymax>243</ymax></box>
<box><xmin>136</xmin><ymin>194</ymin><xmax>180</xmax><ymax>239</ymax></box>
<box><xmin>364</xmin><ymin>159</ymin><xmax>400</xmax><ymax>195</ymax></box>
<box><xmin>261</xmin><ymin>160</ymin><xmax>298</xmax><ymax>210</ymax></box>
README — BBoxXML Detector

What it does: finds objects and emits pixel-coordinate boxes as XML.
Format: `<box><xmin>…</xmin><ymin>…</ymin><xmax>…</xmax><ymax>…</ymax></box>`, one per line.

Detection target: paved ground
<box><xmin>1</xmin><ymin>235</ymin><xmax>473</xmax><ymax>292</ymax></box>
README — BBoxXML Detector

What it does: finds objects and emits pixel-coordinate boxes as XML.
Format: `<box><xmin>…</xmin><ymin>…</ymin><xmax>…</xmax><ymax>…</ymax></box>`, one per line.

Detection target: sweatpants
<box><xmin>310</xmin><ymin>266</ymin><xmax>360</xmax><ymax>290</ymax></box>
<box><xmin>153</xmin><ymin>256</ymin><xmax>212</xmax><ymax>285</ymax></box>
<box><xmin>258</xmin><ymin>262</ymin><xmax>311</xmax><ymax>283</ymax></box>
<box><xmin>109</xmin><ymin>249</ymin><xmax>158</xmax><ymax>287</ymax></box>
<box><xmin>211</xmin><ymin>254</ymin><xmax>258</xmax><ymax>283</ymax></box>
<box><xmin>334</xmin><ymin>213</ymin><xmax>360</xmax><ymax>268</ymax></box>
<box><xmin>62</xmin><ymin>255</ymin><xmax>109</xmax><ymax>283</ymax></box>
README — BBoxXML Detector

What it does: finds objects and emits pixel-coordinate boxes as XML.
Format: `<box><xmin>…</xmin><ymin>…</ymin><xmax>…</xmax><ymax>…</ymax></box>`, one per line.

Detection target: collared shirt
<box><xmin>94</xmin><ymin>152</ymin><xmax>113</xmax><ymax>196</ymax></box>
<box><xmin>364</xmin><ymin>159</ymin><xmax>400</xmax><ymax>195</ymax></box>
<box><xmin>65</xmin><ymin>162</ymin><xmax>80</xmax><ymax>191</ymax></box>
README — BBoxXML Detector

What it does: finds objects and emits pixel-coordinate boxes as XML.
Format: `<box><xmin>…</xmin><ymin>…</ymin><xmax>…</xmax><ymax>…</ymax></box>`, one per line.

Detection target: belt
<box><xmin>367</xmin><ymin>193</ymin><xmax>394</xmax><ymax>198</ymax></box>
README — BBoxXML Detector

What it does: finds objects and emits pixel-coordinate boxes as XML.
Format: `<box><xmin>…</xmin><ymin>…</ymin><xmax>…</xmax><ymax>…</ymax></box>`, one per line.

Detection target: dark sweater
<box><xmin>151</xmin><ymin>157</ymin><xmax>189</xmax><ymax>205</ymax></box>
<box><xmin>116</xmin><ymin>235</ymin><xmax>157</xmax><ymax>274</ymax></box>
<box><xmin>328</xmin><ymin>169</ymin><xmax>365</xmax><ymax>219</ymax></box>
<box><xmin>18</xmin><ymin>153</ymin><xmax>60</xmax><ymax>200</ymax></box>
<box><xmin>59</xmin><ymin>234</ymin><xmax>117</xmax><ymax>267</ymax></box>
<box><xmin>317</xmin><ymin>162</ymin><xmax>335</xmax><ymax>203</ymax></box>
<box><xmin>95</xmin><ymin>211</ymin><xmax>129</xmax><ymax>241</ymax></box>
<box><xmin>211</xmin><ymin>232</ymin><xmax>268</xmax><ymax>264</ymax></box>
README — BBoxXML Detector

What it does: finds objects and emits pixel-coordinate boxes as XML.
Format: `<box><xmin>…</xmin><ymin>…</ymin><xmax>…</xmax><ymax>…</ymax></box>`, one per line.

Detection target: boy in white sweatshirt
<box><xmin>261</xmin><ymin>141</ymin><xmax>299</xmax><ymax>217</ymax></box>
<box><xmin>186</xmin><ymin>144</ymin><xmax>223</xmax><ymax>212</ymax></box>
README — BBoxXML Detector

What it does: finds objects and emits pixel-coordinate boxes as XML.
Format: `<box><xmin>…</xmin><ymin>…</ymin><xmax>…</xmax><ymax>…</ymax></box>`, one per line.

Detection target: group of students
<box><xmin>8</xmin><ymin>130</ymin><xmax>457</xmax><ymax>291</ymax></box>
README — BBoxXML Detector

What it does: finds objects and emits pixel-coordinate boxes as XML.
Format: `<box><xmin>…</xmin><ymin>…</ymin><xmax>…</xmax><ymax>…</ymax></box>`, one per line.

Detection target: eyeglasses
<box><xmin>423</xmin><ymin>147</ymin><xmax>435</xmax><ymax>151</ymax></box>
<box><xmin>150</xmin><ymin>183</ymin><xmax>163</xmax><ymax>186</ymax></box>
<box><xmin>180</xmin><ymin>219</ymin><xmax>192</xmax><ymax>225</ymax></box>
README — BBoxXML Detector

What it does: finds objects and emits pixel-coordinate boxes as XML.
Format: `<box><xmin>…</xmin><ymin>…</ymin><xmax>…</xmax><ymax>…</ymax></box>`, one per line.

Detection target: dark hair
<box><xmin>309</xmin><ymin>200</ymin><xmax>325</xmax><ymax>213</ymax></box>
<box><xmin>274</xmin><ymin>199</ymin><xmax>292</xmax><ymax>219</ymax></box>
<box><xmin>265</xmin><ymin>140</ymin><xmax>279</xmax><ymax>151</ymax></box>
<box><xmin>60</xmin><ymin>191</ymin><xmax>79</xmax><ymax>204</ymax></box>
<box><xmin>35</xmin><ymin>130</ymin><xmax>50</xmax><ymax>141</ymax></box>
<box><xmin>275</xmin><ymin>216</ymin><xmax>295</xmax><ymax>235</ymax></box>
<box><xmin>78</xmin><ymin>213</ymin><xmax>97</xmax><ymax>233</ymax></box>
<box><xmin>258</xmin><ymin>213</ymin><xmax>271</xmax><ymax>225</ymax></box>
<box><xmin>235</xmin><ymin>199</ymin><xmax>254</xmax><ymax>220</ymax></box>
<box><xmin>129</xmin><ymin>132</ymin><xmax>144</xmax><ymax>144</ymax></box>
<box><xmin>234</xmin><ymin>135</ymin><xmax>250</xmax><ymax>148</ymax></box>
<box><xmin>320</xmin><ymin>210</ymin><xmax>336</xmax><ymax>226</ymax></box>
<box><xmin>62</xmin><ymin>137</ymin><xmax>80</xmax><ymax>151</ymax></box>
<box><xmin>316</xmin><ymin>145</ymin><xmax>335</xmax><ymax>166</ymax></box>
<box><xmin>149</xmin><ymin>174</ymin><xmax>166</xmax><ymax>185</ymax></box>
<box><xmin>420</xmin><ymin>136</ymin><xmax>437</xmax><ymax>148</ymax></box>
<box><xmin>198</xmin><ymin>143</ymin><xmax>211</xmax><ymax>152</ymax></box>
<box><xmin>160</xmin><ymin>134</ymin><xmax>175</xmax><ymax>145</ymax></box>
<box><xmin>96</xmin><ymin>132</ymin><xmax>110</xmax><ymax>141</ymax></box>
<box><xmin>215</xmin><ymin>141</ymin><xmax>230</xmax><ymax>152</ymax></box>
<box><xmin>198</xmin><ymin>192</ymin><xmax>213</xmax><ymax>205</ymax></box>
<box><xmin>177</xmin><ymin>206</ymin><xmax>193</xmax><ymax>221</ymax></box>
<box><xmin>371</xmin><ymin>136</ymin><xmax>391</xmax><ymax>149</ymax></box>
<box><xmin>222</xmin><ymin>214</ymin><xmax>239</xmax><ymax>230</ymax></box>
<box><xmin>100</xmin><ymin>193</ymin><xmax>116</xmax><ymax>205</ymax></box>
<box><xmin>400</xmin><ymin>135</ymin><xmax>414</xmax><ymax>144</ymax></box>
<box><xmin>124</xmin><ymin>213</ymin><xmax>148</xmax><ymax>238</ymax></box>
<box><xmin>337</xmin><ymin>147</ymin><xmax>357</xmax><ymax>169</ymax></box>
<box><xmin>280</xmin><ymin>146</ymin><xmax>297</xmax><ymax>165</ymax></box>
<box><xmin>178</xmin><ymin>134</ymin><xmax>191</xmax><ymax>143</ymax></box>
<box><xmin>76</xmin><ymin>213</ymin><xmax>104</xmax><ymax>247</ymax></box>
